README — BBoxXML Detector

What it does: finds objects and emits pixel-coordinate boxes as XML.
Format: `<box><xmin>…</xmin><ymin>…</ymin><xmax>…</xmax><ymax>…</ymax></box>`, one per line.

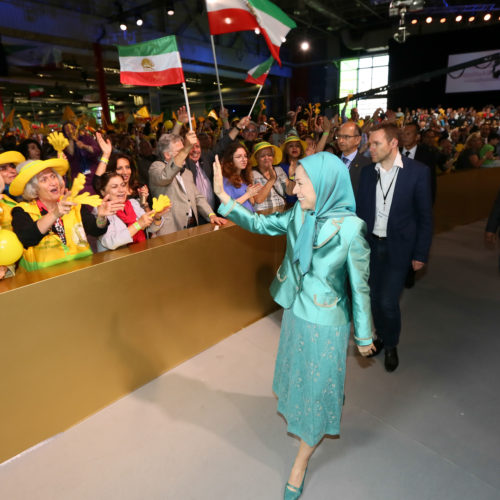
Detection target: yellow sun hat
<box><xmin>249</xmin><ymin>141</ymin><xmax>283</xmax><ymax>167</ymax></box>
<box><xmin>9</xmin><ymin>158</ymin><xmax>69</xmax><ymax>197</ymax></box>
<box><xmin>0</xmin><ymin>151</ymin><xmax>25</xmax><ymax>167</ymax></box>
<box><xmin>280</xmin><ymin>135</ymin><xmax>307</xmax><ymax>158</ymax></box>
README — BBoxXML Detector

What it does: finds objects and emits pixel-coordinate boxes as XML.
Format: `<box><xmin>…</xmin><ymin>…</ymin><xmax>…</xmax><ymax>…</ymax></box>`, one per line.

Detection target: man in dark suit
<box><xmin>185</xmin><ymin>136</ymin><xmax>217</xmax><ymax>223</ymax></box>
<box><xmin>401</xmin><ymin>123</ymin><xmax>437</xmax><ymax>204</ymax></box>
<box><xmin>357</xmin><ymin>123</ymin><xmax>433</xmax><ymax>372</ymax></box>
<box><xmin>336</xmin><ymin>121</ymin><xmax>371</xmax><ymax>195</ymax></box>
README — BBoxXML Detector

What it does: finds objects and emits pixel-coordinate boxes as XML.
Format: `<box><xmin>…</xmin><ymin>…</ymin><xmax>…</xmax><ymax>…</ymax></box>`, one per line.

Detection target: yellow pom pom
<box><xmin>0</xmin><ymin>229</ymin><xmax>23</xmax><ymax>266</ymax></box>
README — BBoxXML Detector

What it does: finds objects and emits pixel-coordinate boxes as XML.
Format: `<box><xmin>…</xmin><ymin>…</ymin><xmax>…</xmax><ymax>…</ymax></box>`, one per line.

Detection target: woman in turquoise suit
<box><xmin>213</xmin><ymin>151</ymin><xmax>375</xmax><ymax>499</ymax></box>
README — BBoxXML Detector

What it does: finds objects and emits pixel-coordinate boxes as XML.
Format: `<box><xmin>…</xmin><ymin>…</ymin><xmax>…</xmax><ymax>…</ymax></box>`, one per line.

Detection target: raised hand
<box><xmin>177</xmin><ymin>106</ymin><xmax>189</xmax><ymax>124</ymax></box>
<box><xmin>96</xmin><ymin>132</ymin><xmax>112</xmax><ymax>157</ymax></box>
<box><xmin>212</xmin><ymin>155</ymin><xmax>230</xmax><ymax>204</ymax></box>
<box><xmin>97</xmin><ymin>194</ymin><xmax>125</xmax><ymax>217</ymax></box>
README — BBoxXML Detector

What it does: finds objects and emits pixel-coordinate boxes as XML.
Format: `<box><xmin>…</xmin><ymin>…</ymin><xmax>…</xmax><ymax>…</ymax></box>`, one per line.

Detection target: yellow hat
<box><xmin>249</xmin><ymin>141</ymin><xmax>283</xmax><ymax>167</ymax></box>
<box><xmin>0</xmin><ymin>151</ymin><xmax>25</xmax><ymax>167</ymax></box>
<box><xmin>281</xmin><ymin>135</ymin><xmax>307</xmax><ymax>158</ymax></box>
<box><xmin>9</xmin><ymin>158</ymin><xmax>69</xmax><ymax>197</ymax></box>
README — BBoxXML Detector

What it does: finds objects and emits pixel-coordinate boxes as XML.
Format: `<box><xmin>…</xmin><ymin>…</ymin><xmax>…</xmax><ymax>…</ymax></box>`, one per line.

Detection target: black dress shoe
<box><xmin>366</xmin><ymin>338</ymin><xmax>384</xmax><ymax>358</ymax></box>
<box><xmin>384</xmin><ymin>347</ymin><xmax>399</xmax><ymax>372</ymax></box>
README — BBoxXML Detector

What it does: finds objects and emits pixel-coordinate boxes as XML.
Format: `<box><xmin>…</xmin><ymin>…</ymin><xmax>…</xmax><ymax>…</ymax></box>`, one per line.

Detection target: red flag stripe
<box><xmin>120</xmin><ymin>68</ymin><xmax>185</xmax><ymax>87</ymax></box>
<box><xmin>245</xmin><ymin>73</ymin><xmax>268</xmax><ymax>85</ymax></box>
<box><xmin>207</xmin><ymin>9</ymin><xmax>258</xmax><ymax>35</ymax></box>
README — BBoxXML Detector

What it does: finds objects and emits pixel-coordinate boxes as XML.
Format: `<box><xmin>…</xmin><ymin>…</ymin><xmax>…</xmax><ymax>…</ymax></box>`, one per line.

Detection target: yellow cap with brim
<box><xmin>249</xmin><ymin>141</ymin><xmax>283</xmax><ymax>167</ymax></box>
<box><xmin>0</xmin><ymin>151</ymin><xmax>25</xmax><ymax>166</ymax></box>
<box><xmin>281</xmin><ymin>136</ymin><xmax>307</xmax><ymax>157</ymax></box>
<box><xmin>9</xmin><ymin>158</ymin><xmax>69</xmax><ymax>197</ymax></box>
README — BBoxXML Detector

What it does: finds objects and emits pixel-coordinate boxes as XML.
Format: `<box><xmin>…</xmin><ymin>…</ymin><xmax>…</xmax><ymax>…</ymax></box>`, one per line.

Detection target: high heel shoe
<box><xmin>284</xmin><ymin>466</ymin><xmax>308</xmax><ymax>500</ymax></box>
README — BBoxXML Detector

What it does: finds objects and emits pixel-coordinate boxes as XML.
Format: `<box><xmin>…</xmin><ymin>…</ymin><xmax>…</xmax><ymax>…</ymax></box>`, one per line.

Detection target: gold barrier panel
<box><xmin>0</xmin><ymin>222</ymin><xmax>285</xmax><ymax>463</ymax></box>
<box><xmin>435</xmin><ymin>168</ymin><xmax>500</xmax><ymax>233</ymax></box>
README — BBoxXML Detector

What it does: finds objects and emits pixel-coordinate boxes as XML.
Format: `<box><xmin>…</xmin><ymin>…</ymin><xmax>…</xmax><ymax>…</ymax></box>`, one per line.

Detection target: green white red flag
<box><xmin>245</xmin><ymin>56</ymin><xmax>274</xmax><ymax>85</ymax></box>
<box><xmin>205</xmin><ymin>0</ymin><xmax>296</xmax><ymax>65</ymax></box>
<box><xmin>117</xmin><ymin>36</ymin><xmax>185</xmax><ymax>86</ymax></box>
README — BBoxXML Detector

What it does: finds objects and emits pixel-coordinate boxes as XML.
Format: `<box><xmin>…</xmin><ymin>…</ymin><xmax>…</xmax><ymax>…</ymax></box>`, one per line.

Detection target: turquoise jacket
<box><xmin>218</xmin><ymin>200</ymin><xmax>373</xmax><ymax>346</ymax></box>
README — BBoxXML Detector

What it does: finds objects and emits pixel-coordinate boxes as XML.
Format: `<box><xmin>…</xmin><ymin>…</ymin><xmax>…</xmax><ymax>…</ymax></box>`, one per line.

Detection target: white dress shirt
<box><xmin>373</xmin><ymin>151</ymin><xmax>404</xmax><ymax>237</ymax></box>
<box><xmin>401</xmin><ymin>145</ymin><xmax>417</xmax><ymax>160</ymax></box>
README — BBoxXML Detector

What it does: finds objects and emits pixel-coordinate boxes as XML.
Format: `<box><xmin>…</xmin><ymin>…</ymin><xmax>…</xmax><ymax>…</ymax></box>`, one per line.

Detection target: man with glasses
<box><xmin>241</xmin><ymin>120</ymin><xmax>260</xmax><ymax>153</ymax></box>
<box><xmin>336</xmin><ymin>121</ymin><xmax>371</xmax><ymax>194</ymax></box>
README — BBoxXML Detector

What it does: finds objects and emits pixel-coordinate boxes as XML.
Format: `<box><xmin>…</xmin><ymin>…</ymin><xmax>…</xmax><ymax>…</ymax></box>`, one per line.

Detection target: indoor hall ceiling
<box><xmin>1</xmin><ymin>0</ymin><xmax>499</xmax><ymax>121</ymax></box>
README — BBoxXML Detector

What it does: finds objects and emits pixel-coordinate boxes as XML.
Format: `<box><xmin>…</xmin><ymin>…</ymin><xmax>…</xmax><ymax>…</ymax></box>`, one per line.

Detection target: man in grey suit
<box><xmin>149</xmin><ymin>131</ymin><xmax>226</xmax><ymax>236</ymax></box>
<box><xmin>336</xmin><ymin>121</ymin><xmax>371</xmax><ymax>195</ymax></box>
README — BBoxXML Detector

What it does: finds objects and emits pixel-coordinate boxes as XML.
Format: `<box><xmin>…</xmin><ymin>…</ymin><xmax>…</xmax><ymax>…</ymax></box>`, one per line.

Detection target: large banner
<box><xmin>445</xmin><ymin>49</ymin><xmax>500</xmax><ymax>94</ymax></box>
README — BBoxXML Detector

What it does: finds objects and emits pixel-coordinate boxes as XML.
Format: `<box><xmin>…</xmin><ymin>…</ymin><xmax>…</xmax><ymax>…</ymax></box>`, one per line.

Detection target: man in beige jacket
<box><xmin>149</xmin><ymin>131</ymin><xmax>226</xmax><ymax>235</ymax></box>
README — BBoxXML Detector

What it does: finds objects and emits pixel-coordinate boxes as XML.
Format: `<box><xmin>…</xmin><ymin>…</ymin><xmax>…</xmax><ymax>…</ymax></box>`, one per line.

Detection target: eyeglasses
<box><xmin>335</xmin><ymin>134</ymin><xmax>360</xmax><ymax>140</ymax></box>
<box><xmin>233</xmin><ymin>155</ymin><xmax>247</xmax><ymax>160</ymax></box>
<box><xmin>245</xmin><ymin>128</ymin><xmax>258</xmax><ymax>134</ymax></box>
<box><xmin>257</xmin><ymin>152</ymin><xmax>274</xmax><ymax>158</ymax></box>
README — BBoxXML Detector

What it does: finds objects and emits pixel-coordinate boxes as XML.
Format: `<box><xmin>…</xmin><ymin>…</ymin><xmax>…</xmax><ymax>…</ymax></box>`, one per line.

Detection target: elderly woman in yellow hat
<box><xmin>0</xmin><ymin>151</ymin><xmax>26</xmax><ymax>231</ymax></box>
<box><xmin>250</xmin><ymin>141</ymin><xmax>289</xmax><ymax>212</ymax></box>
<box><xmin>9</xmin><ymin>158</ymin><xmax>121</xmax><ymax>271</ymax></box>
<box><xmin>280</xmin><ymin>135</ymin><xmax>307</xmax><ymax>206</ymax></box>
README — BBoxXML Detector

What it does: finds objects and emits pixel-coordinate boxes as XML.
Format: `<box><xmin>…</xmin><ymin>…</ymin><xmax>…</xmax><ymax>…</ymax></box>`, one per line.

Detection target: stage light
<box><xmin>166</xmin><ymin>0</ymin><xmax>175</xmax><ymax>16</ymax></box>
<box><xmin>440</xmin><ymin>17</ymin><xmax>446</xmax><ymax>23</ymax></box>
<box><xmin>468</xmin><ymin>16</ymin><xmax>475</xmax><ymax>22</ymax></box>
<box><xmin>484</xmin><ymin>13</ymin><xmax>491</xmax><ymax>21</ymax></box>
<box><xmin>300</xmin><ymin>41</ymin><xmax>310</xmax><ymax>51</ymax></box>
<box><xmin>411</xmin><ymin>19</ymin><xmax>418</xmax><ymax>24</ymax></box>
<box><xmin>136</xmin><ymin>18</ymin><xmax>143</xmax><ymax>26</ymax></box>
<box><xmin>254</xmin><ymin>28</ymin><xmax>261</xmax><ymax>34</ymax></box>
<box><xmin>426</xmin><ymin>16</ymin><xmax>432</xmax><ymax>23</ymax></box>
<box><xmin>224</xmin><ymin>17</ymin><xmax>232</xmax><ymax>24</ymax></box>
<box><xmin>455</xmin><ymin>15</ymin><xmax>462</xmax><ymax>22</ymax></box>
<box><xmin>120</xmin><ymin>23</ymin><xmax>127</xmax><ymax>31</ymax></box>
<box><xmin>281</xmin><ymin>37</ymin><xmax>287</xmax><ymax>43</ymax></box>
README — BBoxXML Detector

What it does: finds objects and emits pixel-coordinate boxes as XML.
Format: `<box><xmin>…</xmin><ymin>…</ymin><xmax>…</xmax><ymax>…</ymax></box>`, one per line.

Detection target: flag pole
<box><xmin>181</xmin><ymin>81</ymin><xmax>193</xmax><ymax>131</ymax></box>
<box><xmin>248</xmin><ymin>85</ymin><xmax>264</xmax><ymax>117</ymax></box>
<box><xmin>210</xmin><ymin>35</ymin><xmax>224</xmax><ymax>110</ymax></box>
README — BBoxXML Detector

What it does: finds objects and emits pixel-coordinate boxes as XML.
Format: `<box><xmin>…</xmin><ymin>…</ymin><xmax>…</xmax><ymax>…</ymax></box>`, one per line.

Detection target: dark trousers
<box><xmin>368</xmin><ymin>236</ymin><xmax>408</xmax><ymax>348</ymax></box>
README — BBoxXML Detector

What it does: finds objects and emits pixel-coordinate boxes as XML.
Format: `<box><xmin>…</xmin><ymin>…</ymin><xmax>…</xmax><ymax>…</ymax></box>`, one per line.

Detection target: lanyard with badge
<box><xmin>377</xmin><ymin>167</ymin><xmax>399</xmax><ymax>222</ymax></box>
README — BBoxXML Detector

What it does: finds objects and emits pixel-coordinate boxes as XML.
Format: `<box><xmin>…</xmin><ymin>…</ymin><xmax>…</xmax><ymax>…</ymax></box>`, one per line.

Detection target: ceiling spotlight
<box><xmin>120</xmin><ymin>23</ymin><xmax>127</xmax><ymax>31</ymax></box>
<box><xmin>455</xmin><ymin>15</ymin><xmax>462</xmax><ymax>22</ymax></box>
<box><xmin>224</xmin><ymin>17</ymin><xmax>232</xmax><ymax>24</ymax></box>
<box><xmin>484</xmin><ymin>13</ymin><xmax>491</xmax><ymax>21</ymax></box>
<box><xmin>468</xmin><ymin>16</ymin><xmax>475</xmax><ymax>22</ymax></box>
<box><xmin>300</xmin><ymin>41</ymin><xmax>310</xmax><ymax>51</ymax></box>
<box><xmin>411</xmin><ymin>19</ymin><xmax>418</xmax><ymax>24</ymax></box>
<box><xmin>136</xmin><ymin>18</ymin><xmax>143</xmax><ymax>26</ymax></box>
<box><xmin>425</xmin><ymin>16</ymin><xmax>432</xmax><ymax>23</ymax></box>
<box><xmin>166</xmin><ymin>0</ymin><xmax>175</xmax><ymax>16</ymax></box>
<box><xmin>281</xmin><ymin>36</ymin><xmax>287</xmax><ymax>43</ymax></box>
<box><xmin>440</xmin><ymin>17</ymin><xmax>446</xmax><ymax>23</ymax></box>
<box><xmin>254</xmin><ymin>28</ymin><xmax>261</xmax><ymax>34</ymax></box>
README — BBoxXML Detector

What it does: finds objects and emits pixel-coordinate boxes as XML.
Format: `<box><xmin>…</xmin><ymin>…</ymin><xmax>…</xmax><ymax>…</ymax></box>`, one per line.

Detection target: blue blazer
<box><xmin>356</xmin><ymin>156</ymin><xmax>433</xmax><ymax>266</ymax></box>
<box><xmin>218</xmin><ymin>199</ymin><xmax>373</xmax><ymax>346</ymax></box>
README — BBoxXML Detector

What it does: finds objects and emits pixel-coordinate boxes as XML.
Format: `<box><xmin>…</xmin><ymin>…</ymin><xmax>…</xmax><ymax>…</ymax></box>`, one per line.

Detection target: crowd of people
<box><xmin>1</xmin><ymin>98</ymin><xmax>499</xmax><ymax>499</ymax></box>
<box><xmin>0</xmin><ymin>101</ymin><xmax>499</xmax><ymax>281</ymax></box>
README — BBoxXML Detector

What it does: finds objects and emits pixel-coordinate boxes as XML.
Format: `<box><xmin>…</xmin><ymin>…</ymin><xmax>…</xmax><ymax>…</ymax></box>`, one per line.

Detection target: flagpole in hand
<box><xmin>210</xmin><ymin>35</ymin><xmax>224</xmax><ymax>110</ymax></box>
<box><xmin>181</xmin><ymin>81</ymin><xmax>193</xmax><ymax>131</ymax></box>
<box><xmin>248</xmin><ymin>85</ymin><xmax>264</xmax><ymax>118</ymax></box>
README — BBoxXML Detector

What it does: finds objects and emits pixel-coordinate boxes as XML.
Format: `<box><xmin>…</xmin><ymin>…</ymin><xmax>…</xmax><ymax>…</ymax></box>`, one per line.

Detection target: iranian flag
<box><xmin>117</xmin><ymin>36</ymin><xmax>185</xmax><ymax>86</ymax></box>
<box><xmin>206</xmin><ymin>0</ymin><xmax>296</xmax><ymax>65</ymax></box>
<box><xmin>245</xmin><ymin>56</ymin><xmax>274</xmax><ymax>85</ymax></box>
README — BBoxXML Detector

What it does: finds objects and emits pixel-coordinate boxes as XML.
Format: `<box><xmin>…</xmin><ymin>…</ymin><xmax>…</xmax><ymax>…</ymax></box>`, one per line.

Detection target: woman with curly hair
<box><xmin>93</xmin><ymin>132</ymin><xmax>150</xmax><ymax>210</ymax></box>
<box><xmin>221</xmin><ymin>142</ymin><xmax>261</xmax><ymax>212</ymax></box>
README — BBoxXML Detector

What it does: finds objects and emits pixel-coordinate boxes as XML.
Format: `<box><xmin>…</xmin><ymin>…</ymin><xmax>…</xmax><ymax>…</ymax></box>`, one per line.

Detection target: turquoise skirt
<box><xmin>272</xmin><ymin>309</ymin><xmax>350</xmax><ymax>447</ymax></box>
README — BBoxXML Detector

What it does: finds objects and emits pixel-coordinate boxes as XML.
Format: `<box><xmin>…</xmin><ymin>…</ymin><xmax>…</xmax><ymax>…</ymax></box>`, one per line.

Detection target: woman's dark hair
<box><xmin>19</xmin><ymin>139</ymin><xmax>43</xmax><ymax>160</ymax></box>
<box><xmin>222</xmin><ymin>141</ymin><xmax>252</xmax><ymax>188</ymax></box>
<box><xmin>96</xmin><ymin>171</ymin><xmax>125</xmax><ymax>195</ymax></box>
<box><xmin>106</xmin><ymin>152</ymin><xmax>141</xmax><ymax>195</ymax></box>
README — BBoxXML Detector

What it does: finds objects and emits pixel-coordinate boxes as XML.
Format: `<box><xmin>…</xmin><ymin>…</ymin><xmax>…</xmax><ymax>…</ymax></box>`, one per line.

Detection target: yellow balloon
<box><xmin>0</xmin><ymin>229</ymin><xmax>24</xmax><ymax>266</ymax></box>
